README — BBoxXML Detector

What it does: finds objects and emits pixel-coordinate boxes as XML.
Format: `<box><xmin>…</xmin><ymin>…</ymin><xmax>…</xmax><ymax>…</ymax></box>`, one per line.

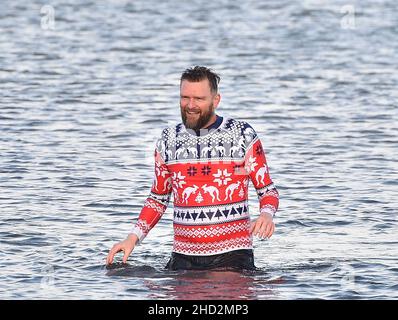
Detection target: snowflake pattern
<box><xmin>201</xmin><ymin>165</ymin><xmax>211</xmax><ymax>175</ymax></box>
<box><xmin>256</xmin><ymin>144</ymin><xmax>263</xmax><ymax>155</ymax></box>
<box><xmin>172</xmin><ymin>171</ymin><xmax>186</xmax><ymax>189</ymax></box>
<box><xmin>187</xmin><ymin>166</ymin><xmax>197</xmax><ymax>176</ymax></box>
<box><xmin>213</xmin><ymin>169</ymin><xmax>232</xmax><ymax>186</ymax></box>
<box><xmin>245</xmin><ymin>156</ymin><xmax>258</xmax><ymax>173</ymax></box>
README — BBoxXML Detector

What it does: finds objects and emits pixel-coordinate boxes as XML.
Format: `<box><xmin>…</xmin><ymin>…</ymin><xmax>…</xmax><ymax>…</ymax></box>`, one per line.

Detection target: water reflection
<box><xmin>106</xmin><ymin>263</ymin><xmax>283</xmax><ymax>300</ymax></box>
<box><xmin>150</xmin><ymin>270</ymin><xmax>258</xmax><ymax>300</ymax></box>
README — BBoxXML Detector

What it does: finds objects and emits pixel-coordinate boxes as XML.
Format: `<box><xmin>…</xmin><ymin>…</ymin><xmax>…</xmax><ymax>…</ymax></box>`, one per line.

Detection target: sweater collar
<box><xmin>192</xmin><ymin>115</ymin><xmax>223</xmax><ymax>136</ymax></box>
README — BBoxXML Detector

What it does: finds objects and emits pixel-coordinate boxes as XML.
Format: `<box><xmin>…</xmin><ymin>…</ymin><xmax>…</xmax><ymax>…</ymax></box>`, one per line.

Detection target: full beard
<box><xmin>181</xmin><ymin>104</ymin><xmax>215</xmax><ymax>132</ymax></box>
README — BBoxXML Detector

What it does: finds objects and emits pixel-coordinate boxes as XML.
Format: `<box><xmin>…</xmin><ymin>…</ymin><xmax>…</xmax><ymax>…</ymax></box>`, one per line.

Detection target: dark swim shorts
<box><xmin>165</xmin><ymin>249</ymin><xmax>256</xmax><ymax>271</ymax></box>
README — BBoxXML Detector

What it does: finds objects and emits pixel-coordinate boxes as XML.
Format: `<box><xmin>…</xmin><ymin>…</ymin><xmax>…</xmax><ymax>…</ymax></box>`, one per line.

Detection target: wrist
<box><xmin>126</xmin><ymin>233</ymin><xmax>139</xmax><ymax>245</ymax></box>
<box><xmin>260</xmin><ymin>206</ymin><xmax>275</xmax><ymax>219</ymax></box>
<box><xmin>260</xmin><ymin>211</ymin><xmax>273</xmax><ymax>220</ymax></box>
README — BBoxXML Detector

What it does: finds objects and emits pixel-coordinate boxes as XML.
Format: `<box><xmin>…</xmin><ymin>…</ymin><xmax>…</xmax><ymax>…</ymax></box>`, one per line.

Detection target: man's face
<box><xmin>180</xmin><ymin>79</ymin><xmax>220</xmax><ymax>131</ymax></box>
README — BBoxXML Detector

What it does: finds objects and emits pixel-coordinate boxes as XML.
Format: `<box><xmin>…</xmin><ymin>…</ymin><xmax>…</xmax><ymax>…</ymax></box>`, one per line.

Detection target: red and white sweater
<box><xmin>132</xmin><ymin>117</ymin><xmax>279</xmax><ymax>256</ymax></box>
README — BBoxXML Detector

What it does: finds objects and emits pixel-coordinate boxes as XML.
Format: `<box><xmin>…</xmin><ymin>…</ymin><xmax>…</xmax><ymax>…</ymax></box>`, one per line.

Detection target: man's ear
<box><xmin>213</xmin><ymin>93</ymin><xmax>221</xmax><ymax>108</ymax></box>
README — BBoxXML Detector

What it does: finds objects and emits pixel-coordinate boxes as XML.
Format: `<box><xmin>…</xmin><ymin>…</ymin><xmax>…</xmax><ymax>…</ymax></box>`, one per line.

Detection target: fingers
<box><xmin>106</xmin><ymin>243</ymin><xmax>122</xmax><ymax>265</ymax></box>
<box><xmin>262</xmin><ymin>222</ymin><xmax>272</xmax><ymax>239</ymax></box>
<box><xmin>251</xmin><ymin>219</ymin><xmax>263</xmax><ymax>237</ymax></box>
<box><xmin>260</xmin><ymin>222</ymin><xmax>274</xmax><ymax>239</ymax></box>
<box><xmin>106</xmin><ymin>240</ymin><xmax>135</xmax><ymax>265</ymax></box>
<box><xmin>122</xmin><ymin>247</ymin><xmax>132</xmax><ymax>264</ymax></box>
<box><xmin>106</xmin><ymin>248</ymin><xmax>115</xmax><ymax>265</ymax></box>
<box><xmin>268</xmin><ymin>223</ymin><xmax>275</xmax><ymax>238</ymax></box>
<box><xmin>254</xmin><ymin>221</ymin><xmax>275</xmax><ymax>240</ymax></box>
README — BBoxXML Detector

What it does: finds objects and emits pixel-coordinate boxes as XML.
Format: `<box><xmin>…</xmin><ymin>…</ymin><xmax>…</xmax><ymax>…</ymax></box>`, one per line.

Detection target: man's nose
<box><xmin>187</xmin><ymin>98</ymin><xmax>196</xmax><ymax>109</ymax></box>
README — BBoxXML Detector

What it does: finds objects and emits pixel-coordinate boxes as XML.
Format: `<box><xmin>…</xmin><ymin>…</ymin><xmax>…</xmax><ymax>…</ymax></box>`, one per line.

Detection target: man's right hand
<box><xmin>106</xmin><ymin>233</ymin><xmax>138</xmax><ymax>265</ymax></box>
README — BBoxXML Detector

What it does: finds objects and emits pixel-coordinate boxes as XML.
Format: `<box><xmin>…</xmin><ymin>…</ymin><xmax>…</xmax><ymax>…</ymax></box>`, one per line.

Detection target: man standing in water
<box><xmin>107</xmin><ymin>66</ymin><xmax>279</xmax><ymax>270</ymax></box>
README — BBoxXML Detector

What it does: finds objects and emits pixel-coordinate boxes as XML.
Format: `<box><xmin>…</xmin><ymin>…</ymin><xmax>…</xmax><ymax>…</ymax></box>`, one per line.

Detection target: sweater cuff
<box><xmin>260</xmin><ymin>205</ymin><xmax>276</xmax><ymax>218</ymax></box>
<box><xmin>131</xmin><ymin>219</ymin><xmax>149</xmax><ymax>244</ymax></box>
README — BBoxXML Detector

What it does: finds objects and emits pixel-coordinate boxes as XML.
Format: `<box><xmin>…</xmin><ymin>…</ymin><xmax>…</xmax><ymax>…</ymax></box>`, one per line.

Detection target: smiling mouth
<box><xmin>186</xmin><ymin>111</ymin><xmax>200</xmax><ymax>115</ymax></box>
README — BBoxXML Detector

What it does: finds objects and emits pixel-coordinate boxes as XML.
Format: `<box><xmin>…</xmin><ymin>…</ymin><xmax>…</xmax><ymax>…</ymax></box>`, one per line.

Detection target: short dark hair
<box><xmin>180</xmin><ymin>66</ymin><xmax>220</xmax><ymax>93</ymax></box>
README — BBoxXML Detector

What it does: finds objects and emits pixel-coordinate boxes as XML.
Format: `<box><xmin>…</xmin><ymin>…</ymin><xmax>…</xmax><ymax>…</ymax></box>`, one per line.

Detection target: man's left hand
<box><xmin>250</xmin><ymin>211</ymin><xmax>275</xmax><ymax>239</ymax></box>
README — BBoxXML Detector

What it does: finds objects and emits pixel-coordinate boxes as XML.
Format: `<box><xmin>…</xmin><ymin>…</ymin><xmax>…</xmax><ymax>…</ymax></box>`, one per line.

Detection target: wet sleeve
<box><xmin>131</xmin><ymin>139</ymin><xmax>172</xmax><ymax>244</ymax></box>
<box><xmin>242</xmin><ymin>123</ymin><xmax>279</xmax><ymax>217</ymax></box>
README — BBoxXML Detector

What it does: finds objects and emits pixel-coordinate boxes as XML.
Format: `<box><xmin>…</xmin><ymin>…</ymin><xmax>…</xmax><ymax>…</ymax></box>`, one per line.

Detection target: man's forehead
<box><xmin>180</xmin><ymin>79</ymin><xmax>212</xmax><ymax>93</ymax></box>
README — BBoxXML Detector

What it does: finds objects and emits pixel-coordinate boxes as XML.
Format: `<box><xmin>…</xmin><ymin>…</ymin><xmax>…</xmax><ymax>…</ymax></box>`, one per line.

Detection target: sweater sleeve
<box><xmin>131</xmin><ymin>137</ymin><xmax>172</xmax><ymax>244</ymax></box>
<box><xmin>242</xmin><ymin>123</ymin><xmax>279</xmax><ymax>217</ymax></box>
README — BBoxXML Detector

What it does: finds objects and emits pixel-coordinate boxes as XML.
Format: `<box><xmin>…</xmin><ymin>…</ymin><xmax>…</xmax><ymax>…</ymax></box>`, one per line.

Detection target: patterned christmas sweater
<box><xmin>132</xmin><ymin>116</ymin><xmax>279</xmax><ymax>256</ymax></box>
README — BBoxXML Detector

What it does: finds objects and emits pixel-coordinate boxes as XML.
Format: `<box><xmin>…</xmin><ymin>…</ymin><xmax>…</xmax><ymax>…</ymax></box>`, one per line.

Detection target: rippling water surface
<box><xmin>1</xmin><ymin>0</ymin><xmax>397</xmax><ymax>299</ymax></box>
